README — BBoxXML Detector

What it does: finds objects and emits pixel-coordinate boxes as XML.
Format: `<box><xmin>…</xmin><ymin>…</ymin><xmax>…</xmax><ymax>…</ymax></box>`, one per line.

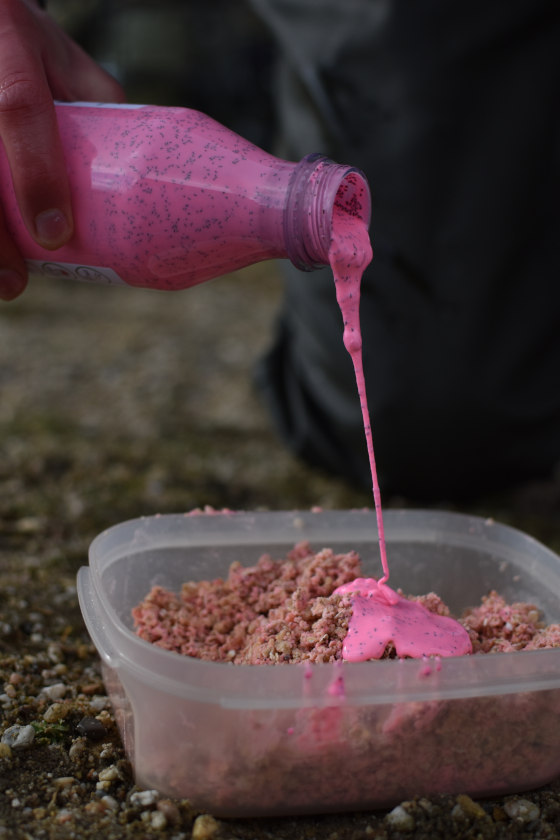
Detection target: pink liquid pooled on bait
<box><xmin>334</xmin><ymin>578</ymin><xmax>472</xmax><ymax>661</ymax></box>
<box><xmin>329</xmin><ymin>205</ymin><xmax>472</xmax><ymax>661</ymax></box>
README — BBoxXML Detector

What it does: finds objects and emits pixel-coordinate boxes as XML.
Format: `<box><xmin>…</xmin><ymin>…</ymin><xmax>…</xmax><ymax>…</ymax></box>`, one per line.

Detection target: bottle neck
<box><xmin>284</xmin><ymin>153</ymin><xmax>371</xmax><ymax>270</ymax></box>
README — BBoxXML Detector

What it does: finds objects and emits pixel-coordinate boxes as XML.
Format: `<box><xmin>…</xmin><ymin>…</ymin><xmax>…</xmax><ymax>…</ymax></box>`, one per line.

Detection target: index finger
<box><xmin>0</xmin><ymin>50</ymin><xmax>73</xmax><ymax>249</ymax></box>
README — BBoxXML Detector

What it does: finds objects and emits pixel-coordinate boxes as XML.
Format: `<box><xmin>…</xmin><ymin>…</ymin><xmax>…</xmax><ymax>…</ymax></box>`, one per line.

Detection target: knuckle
<box><xmin>0</xmin><ymin>72</ymin><xmax>45</xmax><ymax>116</ymax></box>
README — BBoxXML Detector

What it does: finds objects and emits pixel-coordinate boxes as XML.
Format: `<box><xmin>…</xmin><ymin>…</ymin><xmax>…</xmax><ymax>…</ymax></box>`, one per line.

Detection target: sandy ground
<box><xmin>2</xmin><ymin>267</ymin><xmax>560</xmax><ymax>839</ymax></box>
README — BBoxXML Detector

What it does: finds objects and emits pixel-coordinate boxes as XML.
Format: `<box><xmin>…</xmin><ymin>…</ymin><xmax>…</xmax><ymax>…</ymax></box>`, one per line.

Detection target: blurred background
<box><xmin>48</xmin><ymin>0</ymin><xmax>277</xmax><ymax>148</ymax></box>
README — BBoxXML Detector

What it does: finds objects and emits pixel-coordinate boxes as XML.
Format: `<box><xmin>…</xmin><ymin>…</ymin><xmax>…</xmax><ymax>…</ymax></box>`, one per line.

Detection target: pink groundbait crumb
<box><xmin>463</xmin><ymin>591</ymin><xmax>560</xmax><ymax>652</ymax></box>
<box><xmin>132</xmin><ymin>542</ymin><xmax>360</xmax><ymax>664</ymax></box>
<box><xmin>132</xmin><ymin>542</ymin><xmax>560</xmax><ymax>662</ymax></box>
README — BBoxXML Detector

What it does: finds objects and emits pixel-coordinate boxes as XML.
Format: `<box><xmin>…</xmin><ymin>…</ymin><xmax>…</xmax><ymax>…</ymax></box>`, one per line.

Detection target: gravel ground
<box><xmin>2</xmin><ymin>267</ymin><xmax>560</xmax><ymax>839</ymax></box>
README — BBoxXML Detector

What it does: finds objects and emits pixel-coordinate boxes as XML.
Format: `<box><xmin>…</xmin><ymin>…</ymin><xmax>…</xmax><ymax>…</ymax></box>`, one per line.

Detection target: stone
<box><xmin>504</xmin><ymin>798</ymin><xmax>540</xmax><ymax>823</ymax></box>
<box><xmin>1</xmin><ymin>724</ymin><xmax>35</xmax><ymax>749</ymax></box>
<box><xmin>385</xmin><ymin>805</ymin><xmax>415</xmax><ymax>832</ymax></box>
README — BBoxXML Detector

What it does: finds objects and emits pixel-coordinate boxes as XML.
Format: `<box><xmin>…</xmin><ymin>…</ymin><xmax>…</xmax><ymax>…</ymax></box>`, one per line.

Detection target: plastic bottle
<box><xmin>0</xmin><ymin>103</ymin><xmax>371</xmax><ymax>290</ymax></box>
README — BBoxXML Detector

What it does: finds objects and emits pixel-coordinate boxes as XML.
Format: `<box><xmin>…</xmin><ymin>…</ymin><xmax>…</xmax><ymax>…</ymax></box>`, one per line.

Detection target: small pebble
<box><xmin>100</xmin><ymin>795</ymin><xmax>119</xmax><ymax>812</ymax></box>
<box><xmin>55</xmin><ymin>808</ymin><xmax>73</xmax><ymax>824</ymax></box>
<box><xmin>76</xmin><ymin>716</ymin><xmax>107</xmax><ymax>741</ymax></box>
<box><xmin>88</xmin><ymin>695</ymin><xmax>110</xmax><ymax>712</ymax></box>
<box><xmin>1</xmin><ymin>724</ymin><xmax>35</xmax><ymax>749</ymax></box>
<box><xmin>0</xmin><ymin>744</ymin><xmax>12</xmax><ymax>761</ymax></box>
<box><xmin>99</xmin><ymin>744</ymin><xmax>117</xmax><ymax>761</ymax></box>
<box><xmin>47</xmin><ymin>643</ymin><xmax>64</xmax><ymax>664</ymax></box>
<box><xmin>504</xmin><ymin>798</ymin><xmax>540</xmax><ymax>822</ymax></box>
<box><xmin>98</xmin><ymin>765</ymin><xmax>119</xmax><ymax>782</ymax></box>
<box><xmin>43</xmin><ymin>702</ymin><xmax>69</xmax><ymax>723</ymax></box>
<box><xmin>84</xmin><ymin>800</ymin><xmax>108</xmax><ymax>816</ymax></box>
<box><xmin>42</xmin><ymin>682</ymin><xmax>68</xmax><ymax>701</ymax></box>
<box><xmin>191</xmin><ymin>814</ymin><xmax>221</xmax><ymax>840</ymax></box>
<box><xmin>453</xmin><ymin>794</ymin><xmax>487</xmax><ymax>820</ymax></box>
<box><xmin>385</xmin><ymin>804</ymin><xmax>415</xmax><ymax>831</ymax></box>
<box><xmin>151</xmin><ymin>811</ymin><xmax>167</xmax><ymax>830</ymax></box>
<box><xmin>15</xmin><ymin>516</ymin><xmax>41</xmax><ymax>533</ymax></box>
<box><xmin>157</xmin><ymin>798</ymin><xmax>181</xmax><ymax>824</ymax></box>
<box><xmin>417</xmin><ymin>797</ymin><xmax>434</xmax><ymax>813</ymax></box>
<box><xmin>54</xmin><ymin>777</ymin><xmax>76</xmax><ymax>788</ymax></box>
<box><xmin>130</xmin><ymin>789</ymin><xmax>159</xmax><ymax>808</ymax></box>
<box><xmin>80</xmin><ymin>682</ymin><xmax>104</xmax><ymax>695</ymax></box>
<box><xmin>68</xmin><ymin>738</ymin><xmax>87</xmax><ymax>761</ymax></box>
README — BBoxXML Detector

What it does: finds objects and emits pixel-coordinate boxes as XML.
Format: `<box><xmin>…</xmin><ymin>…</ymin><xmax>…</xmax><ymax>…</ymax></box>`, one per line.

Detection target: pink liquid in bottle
<box><xmin>0</xmin><ymin>103</ymin><xmax>370</xmax><ymax>290</ymax></box>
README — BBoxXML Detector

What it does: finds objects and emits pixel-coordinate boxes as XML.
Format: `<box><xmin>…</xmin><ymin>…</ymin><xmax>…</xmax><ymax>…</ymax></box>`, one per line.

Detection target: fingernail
<box><xmin>0</xmin><ymin>268</ymin><xmax>26</xmax><ymax>301</ymax></box>
<box><xmin>34</xmin><ymin>208</ymin><xmax>71</xmax><ymax>248</ymax></box>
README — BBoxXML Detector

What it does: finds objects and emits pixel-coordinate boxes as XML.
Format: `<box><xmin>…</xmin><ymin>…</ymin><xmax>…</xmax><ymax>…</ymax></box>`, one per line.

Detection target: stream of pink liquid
<box><xmin>328</xmin><ymin>206</ymin><xmax>471</xmax><ymax>661</ymax></box>
<box><xmin>328</xmin><ymin>204</ymin><xmax>388</xmax><ymax>583</ymax></box>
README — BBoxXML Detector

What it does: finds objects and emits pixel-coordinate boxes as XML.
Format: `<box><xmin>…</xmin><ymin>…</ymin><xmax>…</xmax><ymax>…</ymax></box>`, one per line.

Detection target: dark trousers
<box><xmin>252</xmin><ymin>0</ymin><xmax>560</xmax><ymax>501</ymax></box>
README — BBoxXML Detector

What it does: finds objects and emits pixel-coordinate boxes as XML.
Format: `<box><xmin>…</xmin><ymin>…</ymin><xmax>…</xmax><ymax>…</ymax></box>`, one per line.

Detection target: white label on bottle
<box><xmin>25</xmin><ymin>260</ymin><xmax>126</xmax><ymax>285</ymax></box>
<box><xmin>55</xmin><ymin>100</ymin><xmax>146</xmax><ymax>109</ymax></box>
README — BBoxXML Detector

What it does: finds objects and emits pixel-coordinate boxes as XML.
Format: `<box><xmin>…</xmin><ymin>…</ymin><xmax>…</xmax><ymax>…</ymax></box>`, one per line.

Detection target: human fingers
<box><xmin>0</xmin><ymin>7</ymin><xmax>73</xmax><ymax>249</ymax></box>
<box><xmin>0</xmin><ymin>199</ymin><xmax>27</xmax><ymax>300</ymax></box>
<box><xmin>0</xmin><ymin>0</ymin><xmax>124</xmax><ymax>255</ymax></box>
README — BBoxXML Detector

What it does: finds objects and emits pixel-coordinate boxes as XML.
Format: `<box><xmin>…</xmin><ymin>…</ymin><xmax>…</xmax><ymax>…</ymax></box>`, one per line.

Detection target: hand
<box><xmin>0</xmin><ymin>0</ymin><xmax>125</xmax><ymax>300</ymax></box>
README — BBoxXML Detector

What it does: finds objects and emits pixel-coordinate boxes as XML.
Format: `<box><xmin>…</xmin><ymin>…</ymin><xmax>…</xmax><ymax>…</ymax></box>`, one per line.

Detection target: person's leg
<box><xmin>254</xmin><ymin>0</ymin><xmax>560</xmax><ymax>500</ymax></box>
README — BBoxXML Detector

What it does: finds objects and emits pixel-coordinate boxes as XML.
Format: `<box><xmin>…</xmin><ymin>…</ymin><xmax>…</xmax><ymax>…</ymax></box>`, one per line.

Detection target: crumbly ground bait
<box><xmin>132</xmin><ymin>542</ymin><xmax>359</xmax><ymax>664</ymax></box>
<box><xmin>132</xmin><ymin>541</ymin><xmax>560</xmax><ymax>662</ymax></box>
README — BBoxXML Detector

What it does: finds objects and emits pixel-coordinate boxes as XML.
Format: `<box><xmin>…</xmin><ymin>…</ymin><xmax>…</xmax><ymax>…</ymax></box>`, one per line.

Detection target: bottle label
<box><xmin>25</xmin><ymin>260</ymin><xmax>126</xmax><ymax>286</ymax></box>
<box><xmin>55</xmin><ymin>101</ymin><xmax>145</xmax><ymax>110</ymax></box>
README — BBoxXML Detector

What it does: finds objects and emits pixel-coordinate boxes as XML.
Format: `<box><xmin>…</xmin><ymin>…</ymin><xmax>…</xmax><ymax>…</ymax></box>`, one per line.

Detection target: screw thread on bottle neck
<box><xmin>284</xmin><ymin>153</ymin><xmax>371</xmax><ymax>270</ymax></box>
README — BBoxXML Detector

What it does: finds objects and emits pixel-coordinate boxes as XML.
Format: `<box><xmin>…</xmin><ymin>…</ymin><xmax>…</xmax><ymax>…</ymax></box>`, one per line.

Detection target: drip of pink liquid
<box><xmin>328</xmin><ymin>204</ymin><xmax>388</xmax><ymax>584</ymax></box>
<box><xmin>329</xmin><ymin>205</ymin><xmax>472</xmax><ymax>661</ymax></box>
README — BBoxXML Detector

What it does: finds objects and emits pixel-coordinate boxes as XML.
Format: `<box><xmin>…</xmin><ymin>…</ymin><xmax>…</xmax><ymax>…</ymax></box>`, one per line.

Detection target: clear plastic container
<box><xmin>77</xmin><ymin>509</ymin><xmax>560</xmax><ymax>816</ymax></box>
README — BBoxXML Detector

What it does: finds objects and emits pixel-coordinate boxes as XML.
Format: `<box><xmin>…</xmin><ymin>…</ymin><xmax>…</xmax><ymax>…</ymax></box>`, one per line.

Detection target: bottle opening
<box><xmin>284</xmin><ymin>153</ymin><xmax>371</xmax><ymax>270</ymax></box>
